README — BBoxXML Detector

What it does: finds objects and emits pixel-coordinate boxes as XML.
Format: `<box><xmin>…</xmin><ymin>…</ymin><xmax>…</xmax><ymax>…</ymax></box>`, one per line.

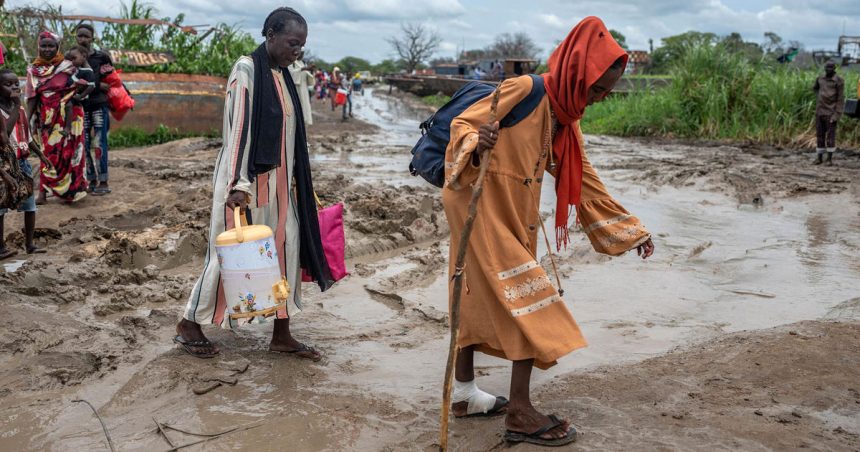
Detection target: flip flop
<box><xmin>26</xmin><ymin>246</ymin><xmax>47</xmax><ymax>254</ymax></box>
<box><xmin>0</xmin><ymin>248</ymin><xmax>18</xmax><ymax>261</ymax></box>
<box><xmin>504</xmin><ymin>414</ymin><xmax>577</xmax><ymax>447</ymax></box>
<box><xmin>272</xmin><ymin>343</ymin><xmax>322</xmax><ymax>362</ymax></box>
<box><xmin>454</xmin><ymin>396</ymin><xmax>509</xmax><ymax>418</ymax></box>
<box><xmin>173</xmin><ymin>335</ymin><xmax>219</xmax><ymax>359</ymax></box>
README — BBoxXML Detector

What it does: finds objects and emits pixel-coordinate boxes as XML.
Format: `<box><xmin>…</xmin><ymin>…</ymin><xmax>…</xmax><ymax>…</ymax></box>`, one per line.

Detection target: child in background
<box><xmin>0</xmin><ymin>68</ymin><xmax>54</xmax><ymax>259</ymax></box>
<box><xmin>63</xmin><ymin>46</ymin><xmax>95</xmax><ymax>138</ymax></box>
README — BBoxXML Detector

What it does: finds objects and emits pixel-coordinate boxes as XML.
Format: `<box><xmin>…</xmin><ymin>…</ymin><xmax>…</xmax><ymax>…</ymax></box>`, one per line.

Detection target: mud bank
<box><xmin>0</xmin><ymin>88</ymin><xmax>858</xmax><ymax>451</ymax></box>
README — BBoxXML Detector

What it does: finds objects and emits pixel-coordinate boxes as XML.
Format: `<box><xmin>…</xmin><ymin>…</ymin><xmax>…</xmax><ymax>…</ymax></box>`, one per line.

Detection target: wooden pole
<box><xmin>439</xmin><ymin>87</ymin><xmax>502</xmax><ymax>451</ymax></box>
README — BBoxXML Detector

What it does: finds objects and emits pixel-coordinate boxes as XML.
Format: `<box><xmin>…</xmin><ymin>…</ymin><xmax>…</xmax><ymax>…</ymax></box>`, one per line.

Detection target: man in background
<box><xmin>288</xmin><ymin>53</ymin><xmax>315</xmax><ymax>126</ymax></box>
<box><xmin>75</xmin><ymin>23</ymin><xmax>115</xmax><ymax>193</ymax></box>
<box><xmin>812</xmin><ymin>61</ymin><xmax>844</xmax><ymax>166</ymax></box>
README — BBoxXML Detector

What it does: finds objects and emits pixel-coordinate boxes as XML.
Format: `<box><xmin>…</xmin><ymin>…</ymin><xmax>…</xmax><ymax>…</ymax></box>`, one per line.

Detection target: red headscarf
<box><xmin>542</xmin><ymin>16</ymin><xmax>628</xmax><ymax>248</ymax></box>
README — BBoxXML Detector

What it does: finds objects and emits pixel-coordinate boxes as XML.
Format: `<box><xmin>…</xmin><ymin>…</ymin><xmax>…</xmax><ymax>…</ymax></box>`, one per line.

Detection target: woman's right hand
<box><xmin>477</xmin><ymin>121</ymin><xmax>499</xmax><ymax>155</ymax></box>
<box><xmin>226</xmin><ymin>190</ymin><xmax>249</xmax><ymax>210</ymax></box>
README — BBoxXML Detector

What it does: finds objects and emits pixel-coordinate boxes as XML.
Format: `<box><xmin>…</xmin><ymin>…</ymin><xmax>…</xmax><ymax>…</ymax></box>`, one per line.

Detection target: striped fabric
<box><xmin>184</xmin><ymin>58</ymin><xmax>302</xmax><ymax>327</ymax></box>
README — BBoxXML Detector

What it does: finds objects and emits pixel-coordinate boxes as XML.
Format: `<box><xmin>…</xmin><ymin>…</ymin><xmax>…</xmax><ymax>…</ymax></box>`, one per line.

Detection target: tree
<box><xmin>335</xmin><ymin>56</ymin><xmax>372</xmax><ymax>74</ymax></box>
<box><xmin>762</xmin><ymin>31</ymin><xmax>783</xmax><ymax>55</ymax></box>
<box><xmin>649</xmin><ymin>31</ymin><xmax>717</xmax><ymax>73</ymax></box>
<box><xmin>486</xmin><ymin>32</ymin><xmax>541</xmax><ymax>59</ymax></box>
<box><xmin>459</xmin><ymin>48</ymin><xmax>487</xmax><ymax>62</ymax></box>
<box><xmin>609</xmin><ymin>29</ymin><xmax>628</xmax><ymax>50</ymax></box>
<box><xmin>386</xmin><ymin>22</ymin><xmax>441</xmax><ymax>73</ymax></box>
<box><xmin>371</xmin><ymin>58</ymin><xmax>404</xmax><ymax>74</ymax></box>
<box><xmin>719</xmin><ymin>32</ymin><xmax>763</xmax><ymax>62</ymax></box>
<box><xmin>430</xmin><ymin>56</ymin><xmax>456</xmax><ymax>66</ymax></box>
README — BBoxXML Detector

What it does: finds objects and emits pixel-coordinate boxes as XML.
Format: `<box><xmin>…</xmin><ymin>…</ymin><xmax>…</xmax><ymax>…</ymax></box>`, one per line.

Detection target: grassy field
<box><xmin>582</xmin><ymin>45</ymin><xmax>860</xmax><ymax>149</ymax></box>
<box><xmin>109</xmin><ymin>125</ymin><xmax>218</xmax><ymax>148</ymax></box>
<box><xmin>421</xmin><ymin>94</ymin><xmax>452</xmax><ymax>109</ymax></box>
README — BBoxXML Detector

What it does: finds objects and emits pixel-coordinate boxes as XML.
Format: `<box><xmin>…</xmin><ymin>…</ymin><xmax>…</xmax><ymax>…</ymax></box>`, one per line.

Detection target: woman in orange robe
<box><xmin>442</xmin><ymin>16</ymin><xmax>654</xmax><ymax>446</ymax></box>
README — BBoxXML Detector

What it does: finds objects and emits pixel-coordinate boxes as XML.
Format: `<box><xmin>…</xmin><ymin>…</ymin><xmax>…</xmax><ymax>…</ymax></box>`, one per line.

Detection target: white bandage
<box><xmin>452</xmin><ymin>379</ymin><xmax>499</xmax><ymax>415</ymax></box>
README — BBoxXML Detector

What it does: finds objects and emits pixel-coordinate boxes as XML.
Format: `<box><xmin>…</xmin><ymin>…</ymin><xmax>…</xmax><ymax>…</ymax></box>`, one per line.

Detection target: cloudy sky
<box><xmin>7</xmin><ymin>0</ymin><xmax>860</xmax><ymax>62</ymax></box>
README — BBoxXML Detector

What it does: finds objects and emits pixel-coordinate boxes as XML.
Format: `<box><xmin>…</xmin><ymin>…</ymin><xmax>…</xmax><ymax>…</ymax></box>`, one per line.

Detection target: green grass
<box><xmin>583</xmin><ymin>45</ymin><xmax>860</xmax><ymax>149</ymax></box>
<box><xmin>421</xmin><ymin>94</ymin><xmax>452</xmax><ymax>109</ymax></box>
<box><xmin>624</xmin><ymin>74</ymin><xmax>674</xmax><ymax>80</ymax></box>
<box><xmin>109</xmin><ymin>124</ymin><xmax>218</xmax><ymax>148</ymax></box>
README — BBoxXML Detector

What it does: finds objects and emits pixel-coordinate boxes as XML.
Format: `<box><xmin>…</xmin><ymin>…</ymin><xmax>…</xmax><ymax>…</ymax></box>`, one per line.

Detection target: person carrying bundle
<box><xmin>441</xmin><ymin>16</ymin><xmax>654</xmax><ymax>446</ymax></box>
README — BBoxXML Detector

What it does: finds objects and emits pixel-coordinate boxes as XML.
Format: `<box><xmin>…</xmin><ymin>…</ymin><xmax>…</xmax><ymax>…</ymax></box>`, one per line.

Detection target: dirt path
<box><xmin>0</xmin><ymin>88</ymin><xmax>858</xmax><ymax>451</ymax></box>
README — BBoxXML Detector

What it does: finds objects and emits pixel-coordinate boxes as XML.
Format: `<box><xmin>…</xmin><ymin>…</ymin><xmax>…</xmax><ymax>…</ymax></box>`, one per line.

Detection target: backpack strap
<box><xmin>499</xmin><ymin>74</ymin><xmax>546</xmax><ymax>128</ymax></box>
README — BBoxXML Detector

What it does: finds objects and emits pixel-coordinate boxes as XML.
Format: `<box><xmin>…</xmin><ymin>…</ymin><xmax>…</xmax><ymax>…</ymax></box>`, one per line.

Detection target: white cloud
<box><xmin>538</xmin><ymin>13</ymin><xmax>565</xmax><ymax>29</ymax></box>
<box><xmin>439</xmin><ymin>41</ymin><xmax>458</xmax><ymax>52</ymax></box>
<box><xmin>345</xmin><ymin>0</ymin><xmax>465</xmax><ymax>19</ymax></box>
<box><xmin>4</xmin><ymin>0</ymin><xmax>859</xmax><ymax>62</ymax></box>
<box><xmin>448</xmin><ymin>19</ymin><xmax>471</xmax><ymax>29</ymax></box>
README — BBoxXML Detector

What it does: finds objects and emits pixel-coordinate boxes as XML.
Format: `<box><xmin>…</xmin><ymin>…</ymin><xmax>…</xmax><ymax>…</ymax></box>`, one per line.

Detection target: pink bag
<box><xmin>302</xmin><ymin>201</ymin><xmax>348</xmax><ymax>282</ymax></box>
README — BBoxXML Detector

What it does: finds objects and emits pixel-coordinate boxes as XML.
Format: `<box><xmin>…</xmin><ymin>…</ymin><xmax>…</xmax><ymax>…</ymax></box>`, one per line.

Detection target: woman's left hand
<box><xmin>636</xmin><ymin>238</ymin><xmax>655</xmax><ymax>260</ymax></box>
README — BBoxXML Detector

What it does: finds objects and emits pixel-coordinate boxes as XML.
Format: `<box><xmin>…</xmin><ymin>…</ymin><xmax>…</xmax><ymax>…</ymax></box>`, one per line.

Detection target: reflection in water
<box><xmin>799</xmin><ymin>213</ymin><xmax>829</xmax><ymax>273</ymax></box>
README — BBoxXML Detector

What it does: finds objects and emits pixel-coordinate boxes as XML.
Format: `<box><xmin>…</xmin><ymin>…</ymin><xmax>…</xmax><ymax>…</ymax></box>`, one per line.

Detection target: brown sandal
<box><xmin>0</xmin><ymin>248</ymin><xmax>18</xmax><ymax>261</ymax></box>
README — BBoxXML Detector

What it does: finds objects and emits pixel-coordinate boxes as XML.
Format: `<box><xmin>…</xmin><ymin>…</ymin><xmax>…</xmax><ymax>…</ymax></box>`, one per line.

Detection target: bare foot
<box><xmin>269</xmin><ymin>339</ymin><xmax>322</xmax><ymax>361</ymax></box>
<box><xmin>36</xmin><ymin>193</ymin><xmax>47</xmax><ymax>205</ymax></box>
<box><xmin>26</xmin><ymin>245</ymin><xmax>46</xmax><ymax>254</ymax></box>
<box><xmin>505</xmin><ymin>404</ymin><xmax>571</xmax><ymax>440</ymax></box>
<box><xmin>175</xmin><ymin>318</ymin><xmax>220</xmax><ymax>356</ymax></box>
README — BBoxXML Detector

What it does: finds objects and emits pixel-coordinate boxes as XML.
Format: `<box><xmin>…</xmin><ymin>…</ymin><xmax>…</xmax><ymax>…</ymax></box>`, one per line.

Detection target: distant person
<box><xmin>352</xmin><ymin>72</ymin><xmax>362</xmax><ymax>96</ymax></box>
<box><xmin>328</xmin><ymin>66</ymin><xmax>341</xmax><ymax>110</ymax></box>
<box><xmin>490</xmin><ymin>60</ymin><xmax>501</xmax><ymax>78</ymax></box>
<box><xmin>26</xmin><ymin>31</ymin><xmax>88</xmax><ymax>204</ymax></box>
<box><xmin>288</xmin><ymin>54</ymin><xmax>315</xmax><ymax>125</ymax></box>
<box><xmin>315</xmin><ymin>69</ymin><xmax>326</xmax><ymax>100</ymax></box>
<box><xmin>441</xmin><ymin>16</ymin><xmax>653</xmax><ymax>446</ymax></box>
<box><xmin>812</xmin><ymin>61</ymin><xmax>844</xmax><ymax>166</ymax></box>
<box><xmin>0</xmin><ymin>68</ymin><xmax>53</xmax><ymax>260</ymax></box>
<box><xmin>176</xmin><ymin>7</ymin><xmax>332</xmax><ymax>360</ymax></box>
<box><xmin>340</xmin><ymin>73</ymin><xmax>352</xmax><ymax>121</ymax></box>
<box><xmin>75</xmin><ymin>23</ymin><xmax>114</xmax><ymax>195</ymax></box>
<box><xmin>0</xmin><ymin>42</ymin><xmax>6</xmax><ymax>66</ymax></box>
<box><xmin>62</xmin><ymin>46</ymin><xmax>96</xmax><ymax>138</ymax></box>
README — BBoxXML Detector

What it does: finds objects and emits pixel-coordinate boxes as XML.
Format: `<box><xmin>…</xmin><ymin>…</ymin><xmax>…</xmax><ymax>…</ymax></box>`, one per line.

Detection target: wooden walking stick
<box><xmin>439</xmin><ymin>87</ymin><xmax>502</xmax><ymax>451</ymax></box>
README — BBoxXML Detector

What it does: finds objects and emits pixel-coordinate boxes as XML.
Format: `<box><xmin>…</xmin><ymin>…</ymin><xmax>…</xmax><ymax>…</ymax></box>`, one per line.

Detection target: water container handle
<box><xmin>233</xmin><ymin>207</ymin><xmax>249</xmax><ymax>243</ymax></box>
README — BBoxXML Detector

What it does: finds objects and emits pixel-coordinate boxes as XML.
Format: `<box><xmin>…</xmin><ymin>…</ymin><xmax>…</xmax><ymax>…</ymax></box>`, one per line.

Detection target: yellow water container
<box><xmin>216</xmin><ymin>208</ymin><xmax>290</xmax><ymax>321</ymax></box>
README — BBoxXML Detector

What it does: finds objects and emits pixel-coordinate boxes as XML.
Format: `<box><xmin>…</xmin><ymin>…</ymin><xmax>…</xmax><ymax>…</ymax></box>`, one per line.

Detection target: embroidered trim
<box><xmin>582</xmin><ymin>214</ymin><xmax>632</xmax><ymax>234</ymax></box>
<box><xmin>498</xmin><ymin>260</ymin><xmax>540</xmax><ymax>280</ymax></box>
<box><xmin>597</xmin><ymin>225</ymin><xmax>647</xmax><ymax>250</ymax></box>
<box><xmin>510</xmin><ymin>295</ymin><xmax>562</xmax><ymax>317</ymax></box>
<box><xmin>504</xmin><ymin>275</ymin><xmax>553</xmax><ymax>301</ymax></box>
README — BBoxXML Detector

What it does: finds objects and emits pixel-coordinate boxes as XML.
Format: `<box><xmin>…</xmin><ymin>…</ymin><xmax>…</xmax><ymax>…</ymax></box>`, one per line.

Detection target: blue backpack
<box><xmin>409</xmin><ymin>74</ymin><xmax>546</xmax><ymax>188</ymax></box>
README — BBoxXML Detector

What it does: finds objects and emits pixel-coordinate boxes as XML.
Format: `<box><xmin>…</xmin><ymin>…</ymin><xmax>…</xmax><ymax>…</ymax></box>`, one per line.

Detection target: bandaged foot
<box><xmin>452</xmin><ymin>379</ymin><xmax>504</xmax><ymax>416</ymax></box>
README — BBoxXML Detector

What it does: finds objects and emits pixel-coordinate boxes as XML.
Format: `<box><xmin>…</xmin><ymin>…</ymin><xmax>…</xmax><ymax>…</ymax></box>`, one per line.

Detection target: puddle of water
<box><xmin>353</xmin><ymin>88</ymin><xmax>428</xmax><ymax>147</ymax></box>
<box><xmin>2</xmin><ymin>259</ymin><xmax>26</xmax><ymax>273</ymax></box>
<box><xmin>311</xmin><ymin>88</ymin><xmax>429</xmax><ymax>188</ymax></box>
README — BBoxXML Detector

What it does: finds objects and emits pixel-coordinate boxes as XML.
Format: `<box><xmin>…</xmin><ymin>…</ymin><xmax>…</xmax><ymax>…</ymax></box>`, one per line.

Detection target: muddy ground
<box><xmin>0</xmin><ymin>89</ymin><xmax>858</xmax><ymax>451</ymax></box>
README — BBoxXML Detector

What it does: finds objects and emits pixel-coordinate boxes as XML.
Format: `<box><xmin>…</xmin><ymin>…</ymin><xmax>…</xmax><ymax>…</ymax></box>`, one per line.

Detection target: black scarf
<box><xmin>248</xmin><ymin>44</ymin><xmax>333</xmax><ymax>292</ymax></box>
